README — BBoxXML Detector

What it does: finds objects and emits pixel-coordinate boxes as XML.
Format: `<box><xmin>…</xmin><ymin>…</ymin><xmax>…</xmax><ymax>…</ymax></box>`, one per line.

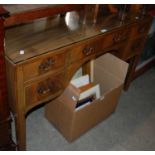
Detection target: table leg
<box><xmin>124</xmin><ymin>55</ymin><xmax>140</xmax><ymax>90</ymax></box>
<box><xmin>15</xmin><ymin>112</ymin><xmax>26</xmax><ymax>151</ymax></box>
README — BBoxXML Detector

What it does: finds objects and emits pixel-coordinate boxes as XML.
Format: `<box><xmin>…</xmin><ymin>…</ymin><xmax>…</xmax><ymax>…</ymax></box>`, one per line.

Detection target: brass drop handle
<box><xmin>37</xmin><ymin>85</ymin><xmax>51</xmax><ymax>94</ymax></box>
<box><xmin>113</xmin><ymin>35</ymin><xmax>121</xmax><ymax>43</ymax></box>
<box><xmin>83</xmin><ymin>46</ymin><xmax>95</xmax><ymax>56</ymax></box>
<box><xmin>39</xmin><ymin>58</ymin><xmax>55</xmax><ymax>72</ymax></box>
<box><xmin>37</xmin><ymin>79</ymin><xmax>55</xmax><ymax>95</ymax></box>
<box><xmin>113</xmin><ymin>33</ymin><xmax>126</xmax><ymax>43</ymax></box>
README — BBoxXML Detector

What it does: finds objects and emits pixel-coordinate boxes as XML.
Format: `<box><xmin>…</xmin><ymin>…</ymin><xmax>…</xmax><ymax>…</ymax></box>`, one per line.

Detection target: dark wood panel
<box><xmin>0</xmin><ymin>6</ymin><xmax>9</xmax><ymax>17</ymax></box>
<box><xmin>0</xmin><ymin>121</ymin><xmax>10</xmax><ymax>146</ymax></box>
<box><xmin>0</xmin><ymin>17</ymin><xmax>16</xmax><ymax>150</ymax></box>
<box><xmin>0</xmin><ymin>18</ymin><xmax>9</xmax><ymax>121</ymax></box>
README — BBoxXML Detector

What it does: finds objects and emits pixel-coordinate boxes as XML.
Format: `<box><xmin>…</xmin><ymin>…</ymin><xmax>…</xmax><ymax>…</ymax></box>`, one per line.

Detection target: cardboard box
<box><xmin>45</xmin><ymin>53</ymin><xmax>128</xmax><ymax>142</ymax></box>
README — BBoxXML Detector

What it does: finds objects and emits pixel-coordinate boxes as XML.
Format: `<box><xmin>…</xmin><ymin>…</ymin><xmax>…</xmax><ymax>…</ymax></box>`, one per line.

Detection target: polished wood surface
<box><xmin>5</xmin><ymin>12</ymin><xmax>151</xmax><ymax>63</ymax></box>
<box><xmin>4</xmin><ymin>8</ymin><xmax>152</xmax><ymax>150</ymax></box>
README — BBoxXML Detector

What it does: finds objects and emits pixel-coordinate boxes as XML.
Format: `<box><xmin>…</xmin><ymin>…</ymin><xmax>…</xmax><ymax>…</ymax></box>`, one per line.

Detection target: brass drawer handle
<box><xmin>113</xmin><ymin>36</ymin><xmax>121</xmax><ymax>43</ymax></box>
<box><xmin>39</xmin><ymin>58</ymin><xmax>55</xmax><ymax>73</ymax></box>
<box><xmin>113</xmin><ymin>35</ymin><xmax>126</xmax><ymax>43</ymax></box>
<box><xmin>83</xmin><ymin>47</ymin><xmax>95</xmax><ymax>56</ymax></box>
<box><xmin>37</xmin><ymin>86</ymin><xmax>51</xmax><ymax>94</ymax></box>
<box><xmin>37</xmin><ymin>80</ymin><xmax>54</xmax><ymax>95</ymax></box>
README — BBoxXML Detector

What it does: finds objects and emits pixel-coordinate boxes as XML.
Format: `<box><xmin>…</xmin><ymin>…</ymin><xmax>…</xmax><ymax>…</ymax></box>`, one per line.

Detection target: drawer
<box><xmin>131</xmin><ymin>37</ymin><xmax>147</xmax><ymax>54</ymax></box>
<box><xmin>133</xmin><ymin>21</ymin><xmax>151</xmax><ymax>37</ymax></box>
<box><xmin>101</xmin><ymin>28</ymin><xmax>130</xmax><ymax>50</ymax></box>
<box><xmin>70</xmin><ymin>37</ymin><xmax>102</xmax><ymax>63</ymax></box>
<box><xmin>23</xmin><ymin>49</ymin><xmax>68</xmax><ymax>81</ymax></box>
<box><xmin>25</xmin><ymin>72</ymin><xmax>65</xmax><ymax>109</ymax></box>
<box><xmin>123</xmin><ymin>36</ymin><xmax>147</xmax><ymax>60</ymax></box>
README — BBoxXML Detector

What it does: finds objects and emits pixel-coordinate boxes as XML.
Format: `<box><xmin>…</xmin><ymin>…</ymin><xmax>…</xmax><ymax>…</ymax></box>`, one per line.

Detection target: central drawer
<box><xmin>101</xmin><ymin>27</ymin><xmax>130</xmax><ymax>50</ymax></box>
<box><xmin>70</xmin><ymin>37</ymin><xmax>103</xmax><ymax>63</ymax></box>
<box><xmin>123</xmin><ymin>36</ymin><xmax>148</xmax><ymax>60</ymax></box>
<box><xmin>133</xmin><ymin>20</ymin><xmax>152</xmax><ymax>37</ymax></box>
<box><xmin>23</xmin><ymin>49</ymin><xmax>68</xmax><ymax>82</ymax></box>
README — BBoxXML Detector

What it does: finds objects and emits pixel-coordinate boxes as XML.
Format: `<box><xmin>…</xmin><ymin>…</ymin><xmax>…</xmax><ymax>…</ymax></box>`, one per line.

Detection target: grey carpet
<box><xmin>12</xmin><ymin>68</ymin><xmax>155</xmax><ymax>150</ymax></box>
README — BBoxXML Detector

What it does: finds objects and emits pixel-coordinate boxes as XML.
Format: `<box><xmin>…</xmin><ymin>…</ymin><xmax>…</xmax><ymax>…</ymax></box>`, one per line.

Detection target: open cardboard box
<box><xmin>45</xmin><ymin>53</ymin><xmax>128</xmax><ymax>142</ymax></box>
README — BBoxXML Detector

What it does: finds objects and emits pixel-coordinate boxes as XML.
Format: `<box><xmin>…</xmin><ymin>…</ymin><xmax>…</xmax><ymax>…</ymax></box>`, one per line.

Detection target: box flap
<box><xmin>94</xmin><ymin>64</ymin><xmax>122</xmax><ymax>94</ymax></box>
<box><xmin>59</xmin><ymin>84</ymin><xmax>80</xmax><ymax>111</ymax></box>
<box><xmin>94</xmin><ymin>53</ymin><xmax>129</xmax><ymax>82</ymax></box>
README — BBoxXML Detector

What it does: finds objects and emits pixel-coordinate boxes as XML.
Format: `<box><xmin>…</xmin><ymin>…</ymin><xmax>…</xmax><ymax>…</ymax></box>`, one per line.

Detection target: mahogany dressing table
<box><xmin>0</xmin><ymin>4</ymin><xmax>152</xmax><ymax>150</ymax></box>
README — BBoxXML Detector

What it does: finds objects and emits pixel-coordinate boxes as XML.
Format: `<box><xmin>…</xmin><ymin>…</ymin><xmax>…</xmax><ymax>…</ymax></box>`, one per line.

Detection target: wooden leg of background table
<box><xmin>93</xmin><ymin>4</ymin><xmax>100</xmax><ymax>24</ymax></box>
<box><xmin>124</xmin><ymin>55</ymin><xmax>140</xmax><ymax>91</ymax></box>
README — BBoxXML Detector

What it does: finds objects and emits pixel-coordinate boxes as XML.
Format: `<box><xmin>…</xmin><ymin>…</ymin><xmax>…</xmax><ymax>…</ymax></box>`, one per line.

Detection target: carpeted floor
<box><xmin>12</xmin><ymin>68</ymin><xmax>155</xmax><ymax>150</ymax></box>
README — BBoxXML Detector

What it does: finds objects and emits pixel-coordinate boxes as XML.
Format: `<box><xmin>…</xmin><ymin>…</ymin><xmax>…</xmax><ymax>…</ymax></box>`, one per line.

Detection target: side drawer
<box><xmin>123</xmin><ymin>36</ymin><xmax>147</xmax><ymax>60</ymax></box>
<box><xmin>23</xmin><ymin>49</ymin><xmax>68</xmax><ymax>81</ymax></box>
<box><xmin>101</xmin><ymin>27</ymin><xmax>130</xmax><ymax>50</ymax></box>
<box><xmin>25</xmin><ymin>72</ymin><xmax>65</xmax><ymax>109</ymax></box>
<box><xmin>133</xmin><ymin>20</ymin><xmax>151</xmax><ymax>37</ymax></box>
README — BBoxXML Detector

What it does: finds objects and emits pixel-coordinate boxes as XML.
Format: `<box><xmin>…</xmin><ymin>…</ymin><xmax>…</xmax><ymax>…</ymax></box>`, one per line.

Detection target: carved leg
<box><xmin>124</xmin><ymin>55</ymin><xmax>140</xmax><ymax>90</ymax></box>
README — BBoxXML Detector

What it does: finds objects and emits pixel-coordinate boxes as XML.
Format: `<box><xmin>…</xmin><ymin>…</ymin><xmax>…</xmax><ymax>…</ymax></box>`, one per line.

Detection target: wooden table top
<box><xmin>2</xmin><ymin>4</ymin><xmax>56</xmax><ymax>14</ymax></box>
<box><xmin>4</xmin><ymin>11</ymin><xmax>146</xmax><ymax>64</ymax></box>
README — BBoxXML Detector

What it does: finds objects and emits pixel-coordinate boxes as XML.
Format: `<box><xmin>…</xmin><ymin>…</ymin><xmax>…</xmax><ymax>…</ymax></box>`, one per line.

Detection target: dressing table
<box><xmin>0</xmin><ymin>4</ymin><xmax>152</xmax><ymax>150</ymax></box>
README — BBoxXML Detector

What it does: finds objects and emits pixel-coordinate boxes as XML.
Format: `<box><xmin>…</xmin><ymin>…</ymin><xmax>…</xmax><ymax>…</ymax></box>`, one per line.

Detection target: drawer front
<box><xmin>101</xmin><ymin>28</ymin><xmax>130</xmax><ymax>50</ymax></box>
<box><xmin>25</xmin><ymin>72</ymin><xmax>65</xmax><ymax>108</ymax></box>
<box><xmin>133</xmin><ymin>21</ymin><xmax>151</xmax><ymax>37</ymax></box>
<box><xmin>23</xmin><ymin>49</ymin><xmax>68</xmax><ymax>81</ymax></box>
<box><xmin>123</xmin><ymin>36</ymin><xmax>147</xmax><ymax>59</ymax></box>
<box><xmin>70</xmin><ymin>37</ymin><xmax>102</xmax><ymax>63</ymax></box>
<box><xmin>131</xmin><ymin>37</ymin><xmax>147</xmax><ymax>54</ymax></box>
